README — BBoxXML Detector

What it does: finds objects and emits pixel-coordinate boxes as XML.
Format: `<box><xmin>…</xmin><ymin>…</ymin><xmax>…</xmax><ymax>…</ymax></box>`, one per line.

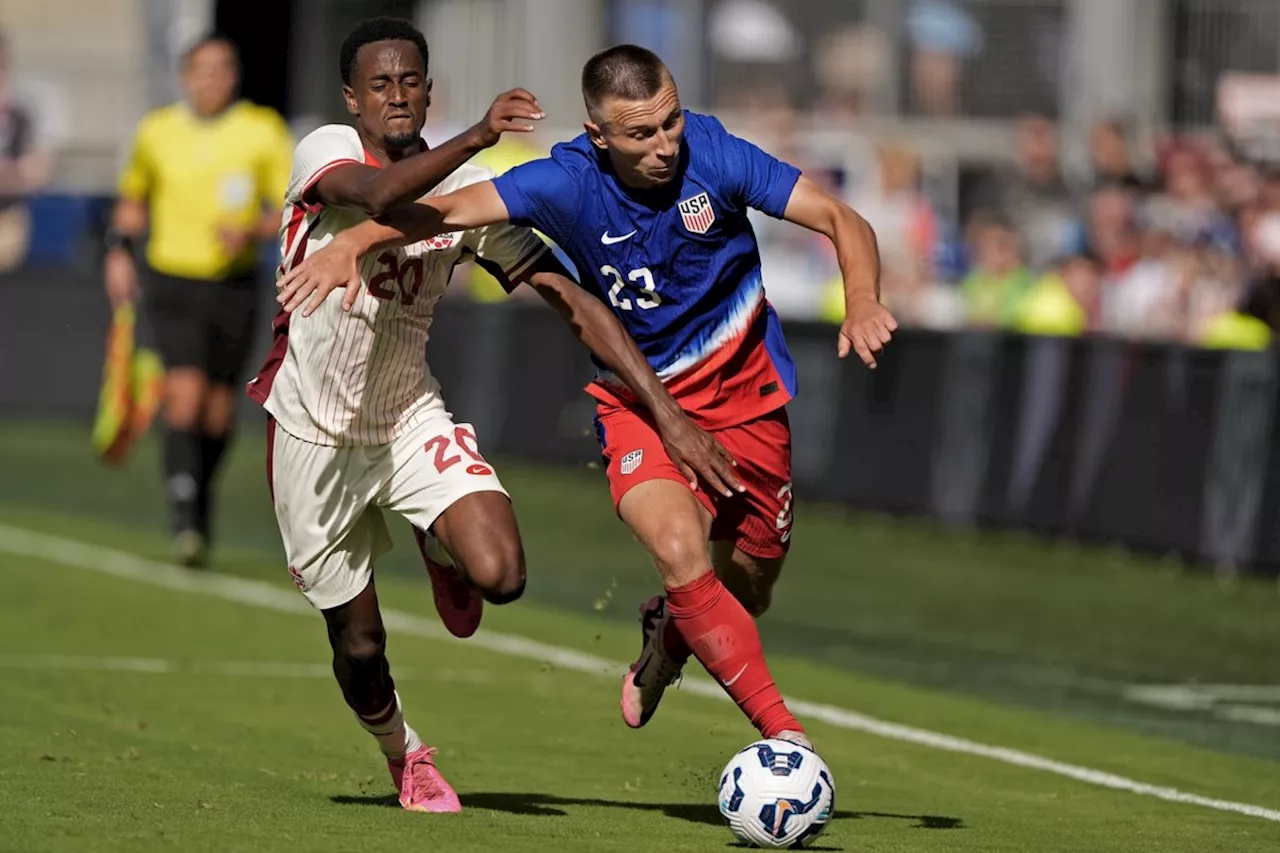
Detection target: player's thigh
<box><xmin>599</xmin><ymin>406</ymin><xmax>717</xmax><ymax>586</ymax></box>
<box><xmin>716</xmin><ymin>408</ymin><xmax>795</xmax><ymax>562</ymax></box>
<box><xmin>206</xmin><ymin>272</ymin><xmax>260</xmax><ymax>386</ymax></box>
<box><xmin>269</xmin><ymin>423</ymin><xmax>392</xmax><ymax>611</ymax></box>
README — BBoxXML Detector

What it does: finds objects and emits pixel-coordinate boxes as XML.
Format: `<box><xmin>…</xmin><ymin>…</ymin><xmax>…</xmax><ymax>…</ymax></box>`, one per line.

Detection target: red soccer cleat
<box><xmin>413</xmin><ymin>528</ymin><xmax>483</xmax><ymax>638</ymax></box>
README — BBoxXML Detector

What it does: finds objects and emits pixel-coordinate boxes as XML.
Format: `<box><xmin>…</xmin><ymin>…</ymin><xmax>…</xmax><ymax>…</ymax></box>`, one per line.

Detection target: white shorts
<box><xmin>267</xmin><ymin>402</ymin><xmax>509</xmax><ymax>611</ymax></box>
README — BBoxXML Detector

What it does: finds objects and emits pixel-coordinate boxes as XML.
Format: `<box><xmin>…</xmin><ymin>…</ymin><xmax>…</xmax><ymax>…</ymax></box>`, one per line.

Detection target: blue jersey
<box><xmin>492</xmin><ymin>110</ymin><xmax>800</xmax><ymax>428</ymax></box>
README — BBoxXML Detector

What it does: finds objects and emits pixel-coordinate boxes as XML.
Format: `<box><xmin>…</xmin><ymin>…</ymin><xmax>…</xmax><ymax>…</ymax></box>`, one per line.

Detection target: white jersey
<box><xmin>248</xmin><ymin>124</ymin><xmax>547</xmax><ymax>446</ymax></box>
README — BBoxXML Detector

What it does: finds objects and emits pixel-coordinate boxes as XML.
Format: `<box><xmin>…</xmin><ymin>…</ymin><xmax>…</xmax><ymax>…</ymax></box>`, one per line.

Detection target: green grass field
<box><xmin>1</xmin><ymin>421</ymin><xmax>1278</xmax><ymax>851</ymax></box>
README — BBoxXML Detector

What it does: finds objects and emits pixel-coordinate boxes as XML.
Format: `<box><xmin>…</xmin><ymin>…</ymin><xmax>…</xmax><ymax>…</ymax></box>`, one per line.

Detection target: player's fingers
<box><xmin>698</xmin><ymin>461</ymin><xmax>733</xmax><ymax>498</ymax></box>
<box><xmin>498</xmin><ymin>119</ymin><xmax>538</xmax><ymax>133</ymax></box>
<box><xmin>875</xmin><ymin>321</ymin><xmax>894</xmax><ymax>345</ymax></box>
<box><xmin>341</xmin><ymin>280</ymin><xmax>360</xmax><ymax>312</ymax></box>
<box><xmin>854</xmin><ymin>335</ymin><xmax>877</xmax><ymax>369</ymax></box>
<box><xmin>504</xmin><ymin>87</ymin><xmax>540</xmax><ymax>107</ymax></box>
<box><xmin>713</xmin><ymin>454</ymin><xmax>745</xmax><ymax>494</ymax></box>
<box><xmin>837</xmin><ymin>331</ymin><xmax>852</xmax><ymax>359</ymax></box>
<box><xmin>303</xmin><ymin>283</ymin><xmax>334</xmax><ymax>318</ymax></box>
<box><xmin>676</xmin><ymin>459</ymin><xmax>698</xmax><ymax>491</ymax></box>
<box><xmin>282</xmin><ymin>279</ymin><xmax>311</xmax><ymax>313</ymax></box>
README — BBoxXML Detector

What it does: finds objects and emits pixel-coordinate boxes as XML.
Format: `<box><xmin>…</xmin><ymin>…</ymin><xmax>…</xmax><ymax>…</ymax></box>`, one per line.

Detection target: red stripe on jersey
<box><xmin>246</xmin><ymin>307</ymin><xmax>291</xmax><ymax>406</ymax></box>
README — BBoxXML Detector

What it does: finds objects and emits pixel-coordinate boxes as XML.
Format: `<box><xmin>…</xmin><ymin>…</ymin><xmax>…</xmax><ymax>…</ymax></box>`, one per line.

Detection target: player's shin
<box><xmin>665</xmin><ymin>570</ymin><xmax>804</xmax><ymax>739</ymax></box>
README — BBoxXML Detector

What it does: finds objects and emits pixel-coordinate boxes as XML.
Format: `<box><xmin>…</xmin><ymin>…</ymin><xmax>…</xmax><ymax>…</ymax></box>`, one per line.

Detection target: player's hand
<box><xmin>654</xmin><ymin>410</ymin><xmax>744</xmax><ymax>498</ymax></box>
<box><xmin>277</xmin><ymin>239</ymin><xmax>362</xmax><ymax>317</ymax></box>
<box><xmin>838</xmin><ymin>297</ymin><xmax>898</xmax><ymax>369</ymax></box>
<box><xmin>470</xmin><ymin>88</ymin><xmax>545</xmax><ymax>149</ymax></box>
<box><xmin>104</xmin><ymin>248</ymin><xmax>138</xmax><ymax>310</ymax></box>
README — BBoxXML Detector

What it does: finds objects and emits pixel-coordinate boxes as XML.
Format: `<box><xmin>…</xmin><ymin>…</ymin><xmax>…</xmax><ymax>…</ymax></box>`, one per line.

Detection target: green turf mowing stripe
<box><xmin>2</xmin><ymin>521</ymin><xmax>1278</xmax><ymax>825</ymax></box>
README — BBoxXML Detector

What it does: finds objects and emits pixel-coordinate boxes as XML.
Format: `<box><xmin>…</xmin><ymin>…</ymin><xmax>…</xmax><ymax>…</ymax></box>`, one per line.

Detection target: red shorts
<box><xmin>594</xmin><ymin>405</ymin><xmax>794</xmax><ymax>559</ymax></box>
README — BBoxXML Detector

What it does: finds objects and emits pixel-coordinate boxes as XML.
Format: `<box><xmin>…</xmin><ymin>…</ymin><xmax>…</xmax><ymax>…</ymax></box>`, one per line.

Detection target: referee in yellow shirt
<box><xmin>103</xmin><ymin>33</ymin><xmax>293</xmax><ymax>567</ymax></box>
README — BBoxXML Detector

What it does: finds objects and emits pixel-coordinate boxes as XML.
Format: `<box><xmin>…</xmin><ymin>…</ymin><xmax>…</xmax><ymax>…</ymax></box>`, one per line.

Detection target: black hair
<box><xmin>183</xmin><ymin>31</ymin><xmax>240</xmax><ymax>68</ymax></box>
<box><xmin>339</xmin><ymin>16</ymin><xmax>429</xmax><ymax>86</ymax></box>
<box><xmin>581</xmin><ymin>44</ymin><xmax>670</xmax><ymax>115</ymax></box>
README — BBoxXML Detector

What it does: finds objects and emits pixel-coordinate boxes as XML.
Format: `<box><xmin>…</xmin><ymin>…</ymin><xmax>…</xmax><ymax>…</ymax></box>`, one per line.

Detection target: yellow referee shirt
<box><xmin>118</xmin><ymin>101</ymin><xmax>293</xmax><ymax>279</ymax></box>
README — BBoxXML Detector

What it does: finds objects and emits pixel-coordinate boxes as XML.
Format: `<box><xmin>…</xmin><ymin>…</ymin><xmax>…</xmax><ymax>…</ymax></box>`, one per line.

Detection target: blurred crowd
<box><xmin>723</xmin><ymin>108</ymin><xmax>1280</xmax><ymax>350</ymax></box>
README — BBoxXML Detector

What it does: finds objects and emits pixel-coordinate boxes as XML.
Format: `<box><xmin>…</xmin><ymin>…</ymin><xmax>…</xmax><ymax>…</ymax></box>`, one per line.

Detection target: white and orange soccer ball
<box><xmin>717</xmin><ymin>739</ymin><xmax>835</xmax><ymax>848</ymax></box>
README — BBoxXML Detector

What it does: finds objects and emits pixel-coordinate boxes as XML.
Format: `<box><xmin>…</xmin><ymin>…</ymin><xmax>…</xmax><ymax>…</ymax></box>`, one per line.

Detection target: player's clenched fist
<box><xmin>469</xmin><ymin>88</ymin><xmax>545</xmax><ymax>149</ymax></box>
<box><xmin>838</xmin><ymin>297</ymin><xmax>898</xmax><ymax>369</ymax></box>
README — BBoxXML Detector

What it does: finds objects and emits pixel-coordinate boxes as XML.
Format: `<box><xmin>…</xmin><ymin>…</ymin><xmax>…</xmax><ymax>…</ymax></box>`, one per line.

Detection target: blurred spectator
<box><xmin>0</xmin><ymin>32</ymin><xmax>52</xmax><ymax>272</ymax></box>
<box><xmin>972</xmin><ymin>115</ymin><xmax>1081</xmax><ymax>271</ymax></box>
<box><xmin>842</xmin><ymin>141</ymin><xmax>962</xmax><ymax>327</ymax></box>
<box><xmin>906</xmin><ymin>0</ymin><xmax>982</xmax><ymax>118</ymax></box>
<box><xmin>961</xmin><ymin>215</ymin><xmax>1034</xmax><ymax>328</ymax></box>
<box><xmin>1016</xmin><ymin>253</ymin><xmax>1102</xmax><ymax>337</ymax></box>
<box><xmin>1089</xmin><ymin>118</ymin><xmax>1147</xmax><ymax>192</ymax></box>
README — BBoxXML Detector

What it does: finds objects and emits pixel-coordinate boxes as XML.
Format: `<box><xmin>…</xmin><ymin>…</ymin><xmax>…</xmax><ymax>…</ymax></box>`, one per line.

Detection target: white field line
<box><xmin>0</xmin><ymin>653</ymin><xmax>497</xmax><ymax>684</ymax></box>
<box><xmin>1</xmin><ymin>523</ymin><xmax>1278</xmax><ymax>824</ymax></box>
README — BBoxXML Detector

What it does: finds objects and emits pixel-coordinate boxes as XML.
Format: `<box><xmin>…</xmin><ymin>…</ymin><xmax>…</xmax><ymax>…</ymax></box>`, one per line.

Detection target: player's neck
<box><xmin>357</xmin><ymin>130</ymin><xmax>420</xmax><ymax>165</ymax></box>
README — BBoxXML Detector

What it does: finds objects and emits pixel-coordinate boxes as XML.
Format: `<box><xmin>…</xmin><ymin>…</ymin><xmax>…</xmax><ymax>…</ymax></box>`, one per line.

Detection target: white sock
<box><xmin>356</xmin><ymin>691</ymin><xmax>424</xmax><ymax>760</ymax></box>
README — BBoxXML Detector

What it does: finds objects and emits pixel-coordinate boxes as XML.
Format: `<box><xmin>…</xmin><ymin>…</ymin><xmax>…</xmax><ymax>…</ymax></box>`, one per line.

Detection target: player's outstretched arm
<box><xmin>782</xmin><ymin>175</ymin><xmax>898</xmax><ymax>368</ymax></box>
<box><xmin>308</xmin><ymin>89</ymin><xmax>543</xmax><ymax>216</ymax></box>
<box><xmin>278</xmin><ymin>182</ymin><xmax>512</xmax><ymax>316</ymax></box>
<box><xmin>525</xmin><ymin>257</ymin><xmax>744</xmax><ymax>498</ymax></box>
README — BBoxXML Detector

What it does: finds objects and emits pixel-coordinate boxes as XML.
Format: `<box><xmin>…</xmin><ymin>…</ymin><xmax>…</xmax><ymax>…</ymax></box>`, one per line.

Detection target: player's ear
<box><xmin>425</xmin><ymin>77</ymin><xmax>433</xmax><ymax>108</ymax></box>
<box><xmin>584</xmin><ymin>121</ymin><xmax>607</xmax><ymax>150</ymax></box>
<box><xmin>342</xmin><ymin>85</ymin><xmax>359</xmax><ymax>117</ymax></box>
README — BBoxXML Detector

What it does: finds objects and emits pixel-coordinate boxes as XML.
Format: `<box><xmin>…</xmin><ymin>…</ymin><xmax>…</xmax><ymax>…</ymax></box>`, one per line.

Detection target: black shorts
<box><xmin>143</xmin><ymin>267</ymin><xmax>260</xmax><ymax>384</ymax></box>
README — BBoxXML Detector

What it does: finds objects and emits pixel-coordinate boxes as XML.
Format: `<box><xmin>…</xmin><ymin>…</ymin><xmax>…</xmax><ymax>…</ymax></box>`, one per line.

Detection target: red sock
<box><xmin>664</xmin><ymin>571</ymin><xmax>803</xmax><ymax>739</ymax></box>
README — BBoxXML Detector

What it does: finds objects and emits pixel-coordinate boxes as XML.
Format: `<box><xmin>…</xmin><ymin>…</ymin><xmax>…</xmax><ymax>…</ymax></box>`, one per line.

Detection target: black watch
<box><xmin>104</xmin><ymin>228</ymin><xmax>135</xmax><ymax>253</ymax></box>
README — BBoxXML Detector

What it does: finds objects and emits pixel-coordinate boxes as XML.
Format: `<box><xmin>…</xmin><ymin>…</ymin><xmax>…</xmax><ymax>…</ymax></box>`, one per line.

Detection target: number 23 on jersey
<box><xmin>601</xmin><ymin>265</ymin><xmax>660</xmax><ymax>311</ymax></box>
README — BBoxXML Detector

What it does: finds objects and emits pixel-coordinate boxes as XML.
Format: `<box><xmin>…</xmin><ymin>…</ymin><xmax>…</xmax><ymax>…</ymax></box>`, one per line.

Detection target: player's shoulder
<box><xmin>294</xmin><ymin>123</ymin><xmax>362</xmax><ymax>157</ymax></box>
<box><xmin>682</xmin><ymin>110</ymin><xmax>733</xmax><ymax>142</ymax></box>
<box><xmin>429</xmin><ymin>161</ymin><xmax>496</xmax><ymax>196</ymax></box>
<box><xmin>543</xmin><ymin>132</ymin><xmax>597</xmax><ymax>177</ymax></box>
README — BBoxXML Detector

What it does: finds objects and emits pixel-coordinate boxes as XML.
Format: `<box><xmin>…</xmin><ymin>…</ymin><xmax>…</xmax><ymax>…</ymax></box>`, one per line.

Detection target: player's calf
<box><xmin>711</xmin><ymin>542</ymin><xmax>785</xmax><ymax>617</ymax></box>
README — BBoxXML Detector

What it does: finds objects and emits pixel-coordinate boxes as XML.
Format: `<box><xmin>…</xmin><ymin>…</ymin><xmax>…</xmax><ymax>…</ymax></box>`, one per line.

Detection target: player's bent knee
<box><xmin>647</xmin><ymin>530</ymin><xmax>712</xmax><ymax>586</ymax></box>
<box><xmin>463</xmin><ymin>540</ymin><xmax>526</xmax><ymax>605</ymax></box>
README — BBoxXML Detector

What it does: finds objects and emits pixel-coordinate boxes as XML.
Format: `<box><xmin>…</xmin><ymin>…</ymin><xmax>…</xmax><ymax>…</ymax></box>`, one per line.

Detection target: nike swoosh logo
<box><xmin>601</xmin><ymin>230</ymin><xmax>637</xmax><ymax>245</ymax></box>
<box><xmin>722</xmin><ymin>664</ymin><xmax>748</xmax><ymax>688</ymax></box>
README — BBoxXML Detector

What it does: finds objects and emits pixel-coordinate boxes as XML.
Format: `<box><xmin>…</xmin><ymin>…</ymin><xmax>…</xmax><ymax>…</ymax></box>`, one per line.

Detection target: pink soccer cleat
<box><xmin>388</xmin><ymin>746</ymin><xmax>462</xmax><ymax>813</ymax></box>
<box><xmin>413</xmin><ymin>528</ymin><xmax>483</xmax><ymax>638</ymax></box>
<box><xmin>620</xmin><ymin>596</ymin><xmax>686</xmax><ymax>729</ymax></box>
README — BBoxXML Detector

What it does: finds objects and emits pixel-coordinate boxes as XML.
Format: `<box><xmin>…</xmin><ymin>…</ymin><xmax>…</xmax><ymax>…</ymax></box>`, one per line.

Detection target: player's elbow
<box><xmin>351</xmin><ymin>186</ymin><xmax>399</xmax><ymax>218</ymax></box>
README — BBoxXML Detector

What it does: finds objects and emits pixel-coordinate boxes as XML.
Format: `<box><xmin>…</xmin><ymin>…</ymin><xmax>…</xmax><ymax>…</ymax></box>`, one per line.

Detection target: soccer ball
<box><xmin>717</xmin><ymin>738</ymin><xmax>835</xmax><ymax>849</ymax></box>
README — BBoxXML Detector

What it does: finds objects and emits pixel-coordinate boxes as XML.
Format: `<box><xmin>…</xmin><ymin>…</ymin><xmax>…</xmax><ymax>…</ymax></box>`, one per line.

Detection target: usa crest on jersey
<box><xmin>679</xmin><ymin>192</ymin><xmax>716</xmax><ymax>234</ymax></box>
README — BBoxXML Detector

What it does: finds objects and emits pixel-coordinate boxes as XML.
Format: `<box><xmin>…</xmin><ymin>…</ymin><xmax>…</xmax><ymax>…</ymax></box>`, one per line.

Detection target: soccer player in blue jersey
<box><xmin>278</xmin><ymin>45</ymin><xmax>895</xmax><ymax>748</ymax></box>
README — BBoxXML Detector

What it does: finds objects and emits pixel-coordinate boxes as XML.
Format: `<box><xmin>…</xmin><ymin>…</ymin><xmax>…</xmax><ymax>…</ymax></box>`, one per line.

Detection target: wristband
<box><xmin>105</xmin><ymin>228</ymin><xmax>135</xmax><ymax>253</ymax></box>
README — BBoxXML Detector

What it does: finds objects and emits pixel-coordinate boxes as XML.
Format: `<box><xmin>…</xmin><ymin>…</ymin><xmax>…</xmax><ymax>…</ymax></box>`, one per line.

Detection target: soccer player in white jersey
<box><xmin>246</xmin><ymin>18</ymin><xmax>739</xmax><ymax>814</ymax></box>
